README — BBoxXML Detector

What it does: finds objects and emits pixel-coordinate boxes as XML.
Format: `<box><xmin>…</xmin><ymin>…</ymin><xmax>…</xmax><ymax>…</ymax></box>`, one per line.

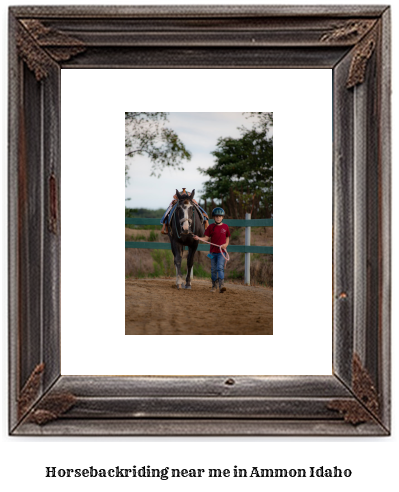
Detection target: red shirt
<box><xmin>205</xmin><ymin>223</ymin><xmax>231</xmax><ymax>253</ymax></box>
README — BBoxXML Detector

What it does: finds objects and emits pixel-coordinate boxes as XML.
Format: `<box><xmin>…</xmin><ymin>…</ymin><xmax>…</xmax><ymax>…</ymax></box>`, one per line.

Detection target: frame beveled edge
<box><xmin>8</xmin><ymin>5</ymin><xmax>391</xmax><ymax>436</ymax></box>
<box><xmin>8</xmin><ymin>4</ymin><xmax>390</xmax><ymax>17</ymax></box>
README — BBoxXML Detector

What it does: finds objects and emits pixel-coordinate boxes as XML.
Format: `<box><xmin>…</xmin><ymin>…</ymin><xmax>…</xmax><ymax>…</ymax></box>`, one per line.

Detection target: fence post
<box><xmin>244</xmin><ymin>212</ymin><xmax>251</xmax><ymax>285</ymax></box>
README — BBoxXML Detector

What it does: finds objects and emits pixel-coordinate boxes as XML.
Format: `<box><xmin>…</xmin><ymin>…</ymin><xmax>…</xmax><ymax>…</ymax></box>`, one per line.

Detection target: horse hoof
<box><xmin>184</xmin><ymin>284</ymin><xmax>191</xmax><ymax>289</ymax></box>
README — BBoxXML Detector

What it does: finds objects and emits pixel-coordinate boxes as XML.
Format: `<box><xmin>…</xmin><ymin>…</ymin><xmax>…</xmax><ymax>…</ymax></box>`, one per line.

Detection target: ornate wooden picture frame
<box><xmin>8</xmin><ymin>5</ymin><xmax>391</xmax><ymax>435</ymax></box>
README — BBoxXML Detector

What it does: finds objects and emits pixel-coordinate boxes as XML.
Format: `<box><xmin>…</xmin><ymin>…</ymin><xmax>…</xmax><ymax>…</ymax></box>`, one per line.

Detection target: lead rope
<box><xmin>196</xmin><ymin>237</ymin><xmax>230</xmax><ymax>267</ymax></box>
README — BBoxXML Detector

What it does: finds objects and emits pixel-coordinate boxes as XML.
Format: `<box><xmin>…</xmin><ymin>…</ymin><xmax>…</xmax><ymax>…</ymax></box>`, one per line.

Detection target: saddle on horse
<box><xmin>161</xmin><ymin>188</ymin><xmax>209</xmax><ymax>234</ymax></box>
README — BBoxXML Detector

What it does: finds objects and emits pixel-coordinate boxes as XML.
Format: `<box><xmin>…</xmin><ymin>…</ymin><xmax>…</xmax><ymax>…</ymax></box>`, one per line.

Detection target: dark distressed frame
<box><xmin>8</xmin><ymin>5</ymin><xmax>391</xmax><ymax>435</ymax></box>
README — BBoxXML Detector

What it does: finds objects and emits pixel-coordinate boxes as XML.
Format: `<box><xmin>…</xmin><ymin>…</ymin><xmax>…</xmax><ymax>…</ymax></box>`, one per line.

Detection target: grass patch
<box><xmin>193</xmin><ymin>264</ymin><xmax>212</xmax><ymax>278</ymax></box>
<box><xmin>252</xmin><ymin>253</ymin><xmax>271</xmax><ymax>261</ymax></box>
<box><xmin>229</xmin><ymin>228</ymin><xmax>242</xmax><ymax>242</ymax></box>
<box><xmin>128</xmin><ymin>231</ymin><xmax>160</xmax><ymax>242</ymax></box>
<box><xmin>250</xmin><ymin>254</ymin><xmax>273</xmax><ymax>287</ymax></box>
<box><xmin>133</xmin><ymin>234</ymin><xmax>146</xmax><ymax>241</ymax></box>
<box><xmin>126</xmin><ymin>249</ymin><xmax>212</xmax><ymax>279</ymax></box>
<box><xmin>150</xmin><ymin>250</ymin><xmax>175</xmax><ymax>277</ymax></box>
<box><xmin>148</xmin><ymin>230</ymin><xmax>158</xmax><ymax>242</ymax></box>
<box><xmin>228</xmin><ymin>269</ymin><xmax>243</xmax><ymax>280</ymax></box>
<box><xmin>126</xmin><ymin>224</ymin><xmax>162</xmax><ymax>231</ymax></box>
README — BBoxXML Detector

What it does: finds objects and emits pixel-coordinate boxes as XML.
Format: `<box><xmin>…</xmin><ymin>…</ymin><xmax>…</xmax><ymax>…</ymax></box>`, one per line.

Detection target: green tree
<box><xmin>125</xmin><ymin>112</ymin><xmax>192</xmax><ymax>184</ymax></box>
<box><xmin>199</xmin><ymin>112</ymin><xmax>273</xmax><ymax>218</ymax></box>
<box><xmin>242</xmin><ymin>112</ymin><xmax>273</xmax><ymax>132</ymax></box>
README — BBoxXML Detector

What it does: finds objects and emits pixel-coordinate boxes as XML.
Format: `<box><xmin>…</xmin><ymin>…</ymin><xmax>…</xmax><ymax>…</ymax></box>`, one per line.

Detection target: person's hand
<box><xmin>193</xmin><ymin>235</ymin><xmax>199</xmax><ymax>240</ymax></box>
<box><xmin>221</xmin><ymin>243</ymin><xmax>228</xmax><ymax>250</ymax></box>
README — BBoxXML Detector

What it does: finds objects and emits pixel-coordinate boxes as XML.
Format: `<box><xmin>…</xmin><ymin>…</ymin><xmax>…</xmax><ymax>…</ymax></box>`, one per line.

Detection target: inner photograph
<box><xmin>125</xmin><ymin>112</ymin><xmax>273</xmax><ymax>335</ymax></box>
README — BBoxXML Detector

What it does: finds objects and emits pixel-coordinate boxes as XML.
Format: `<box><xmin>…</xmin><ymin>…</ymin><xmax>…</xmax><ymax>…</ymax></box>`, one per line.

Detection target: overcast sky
<box><xmin>125</xmin><ymin>112</ymin><xmax>255</xmax><ymax>210</ymax></box>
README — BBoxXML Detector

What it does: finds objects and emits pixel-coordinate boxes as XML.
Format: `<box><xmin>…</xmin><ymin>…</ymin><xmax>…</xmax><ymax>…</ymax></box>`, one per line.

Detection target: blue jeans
<box><xmin>210</xmin><ymin>252</ymin><xmax>225</xmax><ymax>282</ymax></box>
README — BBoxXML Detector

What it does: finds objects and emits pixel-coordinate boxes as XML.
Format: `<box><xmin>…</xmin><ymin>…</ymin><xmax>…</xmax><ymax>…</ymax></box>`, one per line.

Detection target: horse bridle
<box><xmin>174</xmin><ymin>201</ymin><xmax>195</xmax><ymax>238</ymax></box>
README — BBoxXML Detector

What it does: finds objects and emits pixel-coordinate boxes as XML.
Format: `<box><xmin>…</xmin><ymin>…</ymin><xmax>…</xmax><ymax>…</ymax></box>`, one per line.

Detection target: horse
<box><xmin>167</xmin><ymin>189</ymin><xmax>205</xmax><ymax>289</ymax></box>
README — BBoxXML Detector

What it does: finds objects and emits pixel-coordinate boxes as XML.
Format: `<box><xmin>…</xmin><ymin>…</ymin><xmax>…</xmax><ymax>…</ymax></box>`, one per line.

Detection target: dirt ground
<box><xmin>125</xmin><ymin>278</ymin><xmax>273</xmax><ymax>335</ymax></box>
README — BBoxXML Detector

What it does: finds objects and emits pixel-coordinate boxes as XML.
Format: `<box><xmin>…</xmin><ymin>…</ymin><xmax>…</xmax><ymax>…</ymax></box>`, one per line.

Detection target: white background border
<box><xmin>61</xmin><ymin>68</ymin><xmax>332</xmax><ymax>376</ymax></box>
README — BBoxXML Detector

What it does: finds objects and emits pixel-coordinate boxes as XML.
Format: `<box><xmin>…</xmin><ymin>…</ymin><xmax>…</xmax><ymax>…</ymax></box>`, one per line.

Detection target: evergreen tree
<box><xmin>199</xmin><ymin>112</ymin><xmax>273</xmax><ymax>218</ymax></box>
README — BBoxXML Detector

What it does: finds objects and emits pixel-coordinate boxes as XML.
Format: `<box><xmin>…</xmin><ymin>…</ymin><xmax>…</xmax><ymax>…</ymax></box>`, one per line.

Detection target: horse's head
<box><xmin>175</xmin><ymin>189</ymin><xmax>195</xmax><ymax>235</ymax></box>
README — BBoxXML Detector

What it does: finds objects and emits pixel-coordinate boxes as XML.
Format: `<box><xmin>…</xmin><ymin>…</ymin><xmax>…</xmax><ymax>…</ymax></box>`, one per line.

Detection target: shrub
<box><xmin>228</xmin><ymin>269</ymin><xmax>243</xmax><ymax>280</ymax></box>
<box><xmin>193</xmin><ymin>264</ymin><xmax>212</xmax><ymax>278</ymax></box>
<box><xmin>229</xmin><ymin>228</ymin><xmax>242</xmax><ymax>242</ymax></box>
<box><xmin>250</xmin><ymin>255</ymin><xmax>273</xmax><ymax>287</ymax></box>
<box><xmin>133</xmin><ymin>234</ymin><xmax>146</xmax><ymax>241</ymax></box>
<box><xmin>150</xmin><ymin>250</ymin><xmax>175</xmax><ymax>277</ymax></box>
<box><xmin>148</xmin><ymin>230</ymin><xmax>158</xmax><ymax>242</ymax></box>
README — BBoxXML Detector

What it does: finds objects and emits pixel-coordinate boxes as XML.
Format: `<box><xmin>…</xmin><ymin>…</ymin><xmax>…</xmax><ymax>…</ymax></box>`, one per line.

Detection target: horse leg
<box><xmin>174</xmin><ymin>244</ymin><xmax>184</xmax><ymax>289</ymax></box>
<box><xmin>184</xmin><ymin>246</ymin><xmax>196</xmax><ymax>289</ymax></box>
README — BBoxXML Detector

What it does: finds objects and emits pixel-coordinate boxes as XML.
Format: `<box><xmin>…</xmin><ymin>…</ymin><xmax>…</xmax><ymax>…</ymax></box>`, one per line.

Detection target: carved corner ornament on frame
<box><xmin>8</xmin><ymin>5</ymin><xmax>391</xmax><ymax>436</ymax></box>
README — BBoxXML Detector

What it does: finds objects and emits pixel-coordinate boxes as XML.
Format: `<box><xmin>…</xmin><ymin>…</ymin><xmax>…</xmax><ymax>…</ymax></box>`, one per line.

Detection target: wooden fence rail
<box><xmin>126</xmin><ymin>216</ymin><xmax>273</xmax><ymax>285</ymax></box>
<box><xmin>125</xmin><ymin>218</ymin><xmax>273</xmax><ymax>255</ymax></box>
<box><xmin>126</xmin><ymin>218</ymin><xmax>273</xmax><ymax>227</ymax></box>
